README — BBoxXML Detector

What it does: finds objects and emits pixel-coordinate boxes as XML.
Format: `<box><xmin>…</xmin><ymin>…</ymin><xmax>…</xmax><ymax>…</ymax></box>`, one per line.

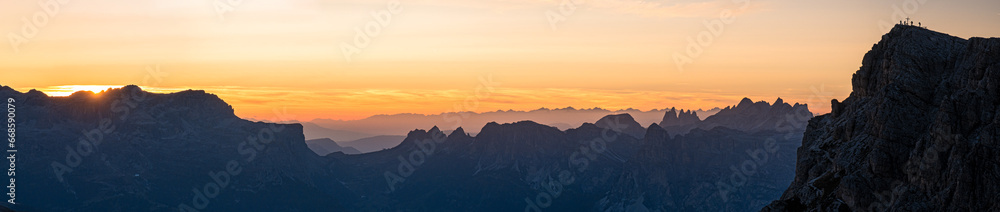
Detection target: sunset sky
<box><xmin>2</xmin><ymin>0</ymin><xmax>998</xmax><ymax>121</ymax></box>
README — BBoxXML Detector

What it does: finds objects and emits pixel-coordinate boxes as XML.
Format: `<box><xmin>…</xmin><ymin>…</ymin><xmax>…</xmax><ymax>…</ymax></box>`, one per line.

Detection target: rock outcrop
<box><xmin>596</xmin><ymin>113</ymin><xmax>647</xmax><ymax>139</ymax></box>
<box><xmin>763</xmin><ymin>25</ymin><xmax>1000</xmax><ymax>211</ymax></box>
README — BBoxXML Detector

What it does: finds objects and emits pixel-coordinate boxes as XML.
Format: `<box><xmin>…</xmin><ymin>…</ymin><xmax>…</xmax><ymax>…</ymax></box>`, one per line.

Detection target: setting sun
<box><xmin>39</xmin><ymin>85</ymin><xmax>123</xmax><ymax>97</ymax></box>
<box><xmin>37</xmin><ymin>85</ymin><xmax>187</xmax><ymax>97</ymax></box>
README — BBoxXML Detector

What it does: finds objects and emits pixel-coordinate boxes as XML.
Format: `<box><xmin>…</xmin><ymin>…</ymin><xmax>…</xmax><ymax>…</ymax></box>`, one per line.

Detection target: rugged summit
<box><xmin>660</xmin><ymin>98</ymin><xmax>812</xmax><ymax>136</ymax></box>
<box><xmin>660</xmin><ymin>107</ymin><xmax>701</xmax><ymax>127</ymax></box>
<box><xmin>764</xmin><ymin>25</ymin><xmax>1000</xmax><ymax>211</ymax></box>
<box><xmin>701</xmin><ymin>97</ymin><xmax>810</xmax><ymax>133</ymax></box>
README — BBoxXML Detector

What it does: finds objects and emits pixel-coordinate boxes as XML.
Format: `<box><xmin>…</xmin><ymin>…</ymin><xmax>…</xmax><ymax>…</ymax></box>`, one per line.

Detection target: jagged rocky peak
<box><xmin>696</xmin><ymin>97</ymin><xmax>812</xmax><ymax>133</ymax></box>
<box><xmin>660</xmin><ymin>107</ymin><xmax>701</xmax><ymax>126</ymax></box>
<box><xmin>655</xmin><ymin>97</ymin><xmax>812</xmax><ymax>136</ymax></box>
<box><xmin>736</xmin><ymin>97</ymin><xmax>754</xmax><ymax>108</ymax></box>
<box><xmin>725</xmin><ymin>97</ymin><xmax>802</xmax><ymax>114</ymax></box>
<box><xmin>764</xmin><ymin>25</ymin><xmax>1000</xmax><ymax>211</ymax></box>
<box><xmin>395</xmin><ymin>126</ymin><xmax>445</xmax><ymax>149</ymax></box>
<box><xmin>442</xmin><ymin>126</ymin><xmax>473</xmax><ymax>147</ymax></box>
<box><xmin>428</xmin><ymin>125</ymin><xmax>443</xmax><ymax>136</ymax></box>
<box><xmin>448</xmin><ymin>126</ymin><xmax>467</xmax><ymax>137</ymax></box>
<box><xmin>595</xmin><ymin>113</ymin><xmax>646</xmax><ymax>138</ymax></box>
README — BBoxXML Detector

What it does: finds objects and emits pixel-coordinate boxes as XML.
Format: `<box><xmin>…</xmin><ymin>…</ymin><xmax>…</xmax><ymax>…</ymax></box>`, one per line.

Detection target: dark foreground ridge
<box><xmin>763</xmin><ymin>25</ymin><xmax>1000</xmax><ymax>211</ymax></box>
<box><xmin>0</xmin><ymin>86</ymin><xmax>352</xmax><ymax>211</ymax></box>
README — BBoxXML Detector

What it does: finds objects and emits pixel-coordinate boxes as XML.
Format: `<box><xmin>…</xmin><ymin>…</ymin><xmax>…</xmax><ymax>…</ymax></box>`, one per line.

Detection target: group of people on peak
<box><xmin>899</xmin><ymin>17</ymin><xmax>925</xmax><ymax>28</ymax></box>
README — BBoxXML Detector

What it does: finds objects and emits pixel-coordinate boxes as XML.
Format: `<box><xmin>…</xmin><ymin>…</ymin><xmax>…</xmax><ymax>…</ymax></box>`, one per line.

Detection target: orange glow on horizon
<box><xmin>23</xmin><ymin>85</ymin><xmax>833</xmax><ymax>122</ymax></box>
<box><xmin>36</xmin><ymin>85</ymin><xmax>188</xmax><ymax>97</ymax></box>
<box><xmin>2</xmin><ymin>1</ymin><xmax>996</xmax><ymax>123</ymax></box>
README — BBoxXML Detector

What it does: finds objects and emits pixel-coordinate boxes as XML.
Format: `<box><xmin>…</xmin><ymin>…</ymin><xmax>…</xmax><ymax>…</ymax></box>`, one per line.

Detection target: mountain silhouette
<box><xmin>0</xmin><ymin>85</ymin><xmax>353</xmax><ymax>211</ymax></box>
<box><xmin>306</xmin><ymin>106</ymin><xmax>722</xmax><ymax>139</ymax></box>
<box><xmin>321</xmin><ymin>104</ymin><xmax>811</xmax><ymax>211</ymax></box>
<box><xmin>0</xmin><ymin>84</ymin><xmax>813</xmax><ymax>211</ymax></box>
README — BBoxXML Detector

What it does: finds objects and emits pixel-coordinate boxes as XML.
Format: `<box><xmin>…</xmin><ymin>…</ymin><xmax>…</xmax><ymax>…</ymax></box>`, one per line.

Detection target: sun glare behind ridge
<box><xmin>40</xmin><ymin>85</ymin><xmax>135</xmax><ymax>97</ymax></box>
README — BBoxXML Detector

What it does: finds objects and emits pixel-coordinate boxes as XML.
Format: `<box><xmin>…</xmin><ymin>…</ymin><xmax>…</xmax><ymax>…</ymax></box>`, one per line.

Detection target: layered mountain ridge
<box><xmin>0</xmin><ymin>84</ymin><xmax>811</xmax><ymax>211</ymax></box>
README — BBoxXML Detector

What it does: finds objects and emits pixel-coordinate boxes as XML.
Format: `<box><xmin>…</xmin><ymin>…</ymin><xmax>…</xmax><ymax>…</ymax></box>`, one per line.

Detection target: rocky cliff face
<box><xmin>763</xmin><ymin>25</ymin><xmax>1000</xmax><ymax>211</ymax></box>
